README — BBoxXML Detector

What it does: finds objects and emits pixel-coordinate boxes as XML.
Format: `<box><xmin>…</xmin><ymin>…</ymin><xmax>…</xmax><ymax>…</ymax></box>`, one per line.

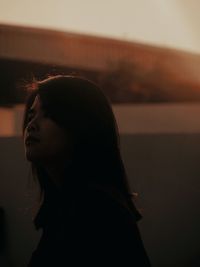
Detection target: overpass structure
<box><xmin>1</xmin><ymin>23</ymin><xmax>200</xmax><ymax>106</ymax></box>
<box><xmin>0</xmin><ymin>23</ymin><xmax>172</xmax><ymax>71</ymax></box>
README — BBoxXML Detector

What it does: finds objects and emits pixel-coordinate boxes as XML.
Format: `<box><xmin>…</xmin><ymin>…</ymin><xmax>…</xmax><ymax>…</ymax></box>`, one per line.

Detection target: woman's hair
<box><xmin>22</xmin><ymin>75</ymin><xmax>141</xmax><ymax>219</ymax></box>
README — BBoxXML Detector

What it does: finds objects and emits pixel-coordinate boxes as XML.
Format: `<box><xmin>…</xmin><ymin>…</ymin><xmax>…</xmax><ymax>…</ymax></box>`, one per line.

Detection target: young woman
<box><xmin>22</xmin><ymin>75</ymin><xmax>151</xmax><ymax>266</ymax></box>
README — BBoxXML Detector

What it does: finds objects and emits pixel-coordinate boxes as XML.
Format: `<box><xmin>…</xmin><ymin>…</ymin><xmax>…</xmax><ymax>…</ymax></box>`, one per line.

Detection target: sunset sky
<box><xmin>1</xmin><ymin>0</ymin><xmax>200</xmax><ymax>54</ymax></box>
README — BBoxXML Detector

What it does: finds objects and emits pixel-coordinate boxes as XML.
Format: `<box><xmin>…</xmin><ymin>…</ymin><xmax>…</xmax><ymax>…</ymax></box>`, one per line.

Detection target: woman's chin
<box><xmin>25</xmin><ymin>149</ymin><xmax>49</xmax><ymax>164</ymax></box>
<box><xmin>26</xmin><ymin>153</ymin><xmax>38</xmax><ymax>162</ymax></box>
<box><xmin>25</xmin><ymin>148</ymin><xmax>41</xmax><ymax>162</ymax></box>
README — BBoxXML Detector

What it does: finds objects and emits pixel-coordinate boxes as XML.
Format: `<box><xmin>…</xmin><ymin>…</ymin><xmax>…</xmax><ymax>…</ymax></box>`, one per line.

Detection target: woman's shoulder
<box><xmin>69</xmin><ymin>184</ymin><xmax>151</xmax><ymax>266</ymax></box>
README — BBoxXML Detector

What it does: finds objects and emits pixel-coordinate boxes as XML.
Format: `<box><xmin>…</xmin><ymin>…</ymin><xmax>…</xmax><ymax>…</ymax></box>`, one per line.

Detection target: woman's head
<box><xmin>22</xmin><ymin>75</ymin><xmax>138</xmax><ymax>216</ymax></box>
<box><xmin>23</xmin><ymin>75</ymin><xmax>121</xmax><ymax>184</ymax></box>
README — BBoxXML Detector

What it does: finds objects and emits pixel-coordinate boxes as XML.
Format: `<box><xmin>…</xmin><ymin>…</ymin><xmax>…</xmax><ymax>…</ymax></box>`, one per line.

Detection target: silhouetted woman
<box><xmin>22</xmin><ymin>75</ymin><xmax>151</xmax><ymax>266</ymax></box>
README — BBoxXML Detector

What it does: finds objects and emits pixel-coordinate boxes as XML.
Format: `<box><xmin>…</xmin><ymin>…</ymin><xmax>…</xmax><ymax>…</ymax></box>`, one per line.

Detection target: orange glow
<box><xmin>0</xmin><ymin>108</ymin><xmax>14</xmax><ymax>136</ymax></box>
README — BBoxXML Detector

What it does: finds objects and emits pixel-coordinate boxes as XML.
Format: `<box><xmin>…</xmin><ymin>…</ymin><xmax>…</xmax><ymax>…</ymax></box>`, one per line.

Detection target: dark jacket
<box><xmin>28</xmin><ymin>184</ymin><xmax>151</xmax><ymax>266</ymax></box>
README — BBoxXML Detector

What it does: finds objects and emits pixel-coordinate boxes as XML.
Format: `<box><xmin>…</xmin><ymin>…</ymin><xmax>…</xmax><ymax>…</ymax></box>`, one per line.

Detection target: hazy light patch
<box><xmin>113</xmin><ymin>104</ymin><xmax>200</xmax><ymax>134</ymax></box>
<box><xmin>0</xmin><ymin>108</ymin><xmax>14</xmax><ymax>136</ymax></box>
<box><xmin>151</xmin><ymin>0</ymin><xmax>196</xmax><ymax>49</ymax></box>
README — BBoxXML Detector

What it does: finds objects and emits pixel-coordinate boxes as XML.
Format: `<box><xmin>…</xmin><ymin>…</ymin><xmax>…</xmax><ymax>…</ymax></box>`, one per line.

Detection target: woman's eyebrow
<box><xmin>28</xmin><ymin>107</ymin><xmax>35</xmax><ymax>115</ymax></box>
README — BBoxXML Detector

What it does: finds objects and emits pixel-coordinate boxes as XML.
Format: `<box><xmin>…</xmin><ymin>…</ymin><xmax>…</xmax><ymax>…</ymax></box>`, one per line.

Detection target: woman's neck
<box><xmin>44</xmin><ymin>160</ymin><xmax>67</xmax><ymax>189</ymax></box>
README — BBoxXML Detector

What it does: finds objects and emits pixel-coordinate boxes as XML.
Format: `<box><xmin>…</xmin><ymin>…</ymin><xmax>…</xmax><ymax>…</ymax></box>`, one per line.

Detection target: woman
<box><xmin>22</xmin><ymin>75</ymin><xmax>151</xmax><ymax>266</ymax></box>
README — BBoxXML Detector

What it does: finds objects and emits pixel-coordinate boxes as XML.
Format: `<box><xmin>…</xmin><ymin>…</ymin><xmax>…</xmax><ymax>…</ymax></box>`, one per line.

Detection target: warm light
<box><xmin>0</xmin><ymin>105</ymin><xmax>24</xmax><ymax>137</ymax></box>
<box><xmin>0</xmin><ymin>108</ymin><xmax>14</xmax><ymax>136</ymax></box>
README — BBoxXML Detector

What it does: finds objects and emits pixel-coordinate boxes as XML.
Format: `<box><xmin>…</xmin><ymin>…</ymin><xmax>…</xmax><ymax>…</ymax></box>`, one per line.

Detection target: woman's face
<box><xmin>23</xmin><ymin>95</ymin><xmax>69</xmax><ymax>164</ymax></box>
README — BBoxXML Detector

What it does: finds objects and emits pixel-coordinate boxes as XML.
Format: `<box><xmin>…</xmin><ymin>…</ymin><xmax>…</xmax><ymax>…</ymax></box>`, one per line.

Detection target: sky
<box><xmin>0</xmin><ymin>0</ymin><xmax>200</xmax><ymax>54</ymax></box>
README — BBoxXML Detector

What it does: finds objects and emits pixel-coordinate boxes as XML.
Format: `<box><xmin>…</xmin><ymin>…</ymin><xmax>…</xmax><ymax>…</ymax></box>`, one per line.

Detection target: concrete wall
<box><xmin>121</xmin><ymin>134</ymin><xmax>200</xmax><ymax>266</ymax></box>
<box><xmin>0</xmin><ymin>135</ymin><xmax>200</xmax><ymax>266</ymax></box>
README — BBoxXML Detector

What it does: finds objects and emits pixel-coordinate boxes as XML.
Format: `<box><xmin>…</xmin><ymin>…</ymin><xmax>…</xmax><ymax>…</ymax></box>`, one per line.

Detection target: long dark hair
<box><xmin>22</xmin><ymin>75</ymin><xmax>141</xmax><ymax>220</ymax></box>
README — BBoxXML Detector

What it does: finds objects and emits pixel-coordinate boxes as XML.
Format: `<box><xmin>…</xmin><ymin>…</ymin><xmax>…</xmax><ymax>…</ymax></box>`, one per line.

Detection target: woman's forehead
<box><xmin>30</xmin><ymin>94</ymin><xmax>41</xmax><ymax>112</ymax></box>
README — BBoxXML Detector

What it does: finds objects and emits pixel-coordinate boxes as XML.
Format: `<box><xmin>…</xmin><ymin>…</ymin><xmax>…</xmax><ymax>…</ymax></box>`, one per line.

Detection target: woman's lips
<box><xmin>25</xmin><ymin>136</ymin><xmax>40</xmax><ymax>146</ymax></box>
